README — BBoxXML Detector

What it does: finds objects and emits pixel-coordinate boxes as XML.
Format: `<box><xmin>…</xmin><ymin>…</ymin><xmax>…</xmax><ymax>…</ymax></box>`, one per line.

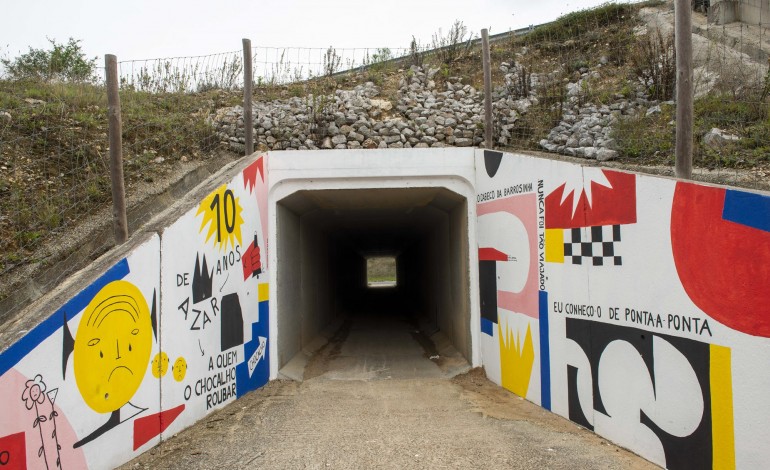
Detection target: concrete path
<box><xmin>121</xmin><ymin>312</ymin><xmax>658</xmax><ymax>469</ymax></box>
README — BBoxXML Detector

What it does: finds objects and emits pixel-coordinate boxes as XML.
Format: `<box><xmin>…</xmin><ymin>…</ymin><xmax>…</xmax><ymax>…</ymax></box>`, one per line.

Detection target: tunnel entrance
<box><xmin>275</xmin><ymin>187</ymin><xmax>473</xmax><ymax>380</ymax></box>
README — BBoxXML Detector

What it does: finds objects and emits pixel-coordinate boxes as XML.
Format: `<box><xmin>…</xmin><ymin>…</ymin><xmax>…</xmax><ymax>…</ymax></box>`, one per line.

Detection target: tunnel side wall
<box><xmin>276</xmin><ymin>203</ymin><xmax>301</xmax><ymax>367</ymax></box>
<box><xmin>475</xmin><ymin>149</ymin><xmax>770</xmax><ymax>469</ymax></box>
<box><xmin>0</xmin><ymin>155</ymin><xmax>270</xmax><ymax>469</ymax></box>
<box><xmin>299</xmin><ymin>220</ymin><xmax>335</xmax><ymax>351</ymax></box>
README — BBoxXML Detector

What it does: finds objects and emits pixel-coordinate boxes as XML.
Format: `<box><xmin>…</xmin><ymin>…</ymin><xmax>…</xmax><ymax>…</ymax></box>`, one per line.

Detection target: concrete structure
<box><xmin>710</xmin><ymin>0</ymin><xmax>770</xmax><ymax>25</ymax></box>
<box><xmin>268</xmin><ymin>149</ymin><xmax>479</xmax><ymax>376</ymax></box>
<box><xmin>1</xmin><ymin>148</ymin><xmax>770</xmax><ymax>469</ymax></box>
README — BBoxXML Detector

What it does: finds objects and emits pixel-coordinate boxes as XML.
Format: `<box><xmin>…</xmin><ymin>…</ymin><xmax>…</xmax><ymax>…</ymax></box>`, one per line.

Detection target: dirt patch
<box><xmin>302</xmin><ymin>317</ymin><xmax>352</xmax><ymax>380</ymax></box>
<box><xmin>453</xmin><ymin>367</ymin><xmax>566</xmax><ymax>425</ymax></box>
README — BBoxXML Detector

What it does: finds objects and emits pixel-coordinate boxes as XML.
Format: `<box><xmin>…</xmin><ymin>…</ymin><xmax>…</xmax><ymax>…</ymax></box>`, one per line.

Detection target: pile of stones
<box><xmin>209</xmin><ymin>63</ymin><xmax>661</xmax><ymax>163</ymax></box>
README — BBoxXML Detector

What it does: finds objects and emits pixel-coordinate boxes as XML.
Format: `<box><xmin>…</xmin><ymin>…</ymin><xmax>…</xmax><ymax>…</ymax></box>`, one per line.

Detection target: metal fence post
<box><xmin>481</xmin><ymin>29</ymin><xmax>493</xmax><ymax>149</ymax></box>
<box><xmin>243</xmin><ymin>39</ymin><xmax>254</xmax><ymax>156</ymax></box>
<box><xmin>675</xmin><ymin>0</ymin><xmax>694</xmax><ymax>179</ymax></box>
<box><xmin>105</xmin><ymin>54</ymin><xmax>128</xmax><ymax>244</ymax></box>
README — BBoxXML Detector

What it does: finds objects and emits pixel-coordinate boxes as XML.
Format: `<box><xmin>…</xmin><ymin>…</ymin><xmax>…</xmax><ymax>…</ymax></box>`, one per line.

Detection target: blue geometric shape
<box><xmin>539</xmin><ymin>290</ymin><xmax>551</xmax><ymax>410</ymax></box>
<box><xmin>0</xmin><ymin>258</ymin><xmax>130</xmax><ymax>376</ymax></box>
<box><xmin>481</xmin><ymin>317</ymin><xmax>494</xmax><ymax>336</ymax></box>
<box><xmin>235</xmin><ymin>300</ymin><xmax>269</xmax><ymax>398</ymax></box>
<box><xmin>723</xmin><ymin>189</ymin><xmax>770</xmax><ymax>233</ymax></box>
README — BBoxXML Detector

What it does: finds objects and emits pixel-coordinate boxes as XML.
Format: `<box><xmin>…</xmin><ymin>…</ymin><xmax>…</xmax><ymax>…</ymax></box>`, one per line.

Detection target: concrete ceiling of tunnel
<box><xmin>278</xmin><ymin>188</ymin><xmax>466</xmax><ymax>255</ymax></box>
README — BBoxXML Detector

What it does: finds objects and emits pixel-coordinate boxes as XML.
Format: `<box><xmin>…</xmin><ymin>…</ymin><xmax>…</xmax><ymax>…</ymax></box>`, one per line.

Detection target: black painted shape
<box><xmin>566</xmin><ymin>317</ymin><xmax>714</xmax><ymax>469</ymax></box>
<box><xmin>566</xmin><ymin>318</ymin><xmax>655</xmax><ymax>416</ymax></box>
<box><xmin>61</xmin><ymin>312</ymin><xmax>74</xmax><ymax>380</ymax></box>
<box><xmin>567</xmin><ymin>365</ymin><xmax>594</xmax><ymax>430</ymax></box>
<box><xmin>251</xmin><ymin>232</ymin><xmax>262</xmax><ymax>278</ymax></box>
<box><xmin>478</xmin><ymin>260</ymin><xmax>498</xmax><ymax>323</ymax></box>
<box><xmin>640</xmin><ymin>335</ymin><xmax>712</xmax><ymax>470</ymax></box>
<box><xmin>73</xmin><ymin>409</ymin><xmax>120</xmax><ymax>448</ymax></box>
<box><xmin>484</xmin><ymin>150</ymin><xmax>504</xmax><ymax>178</ymax></box>
<box><xmin>150</xmin><ymin>289</ymin><xmax>158</xmax><ymax>341</ymax></box>
<box><xmin>192</xmin><ymin>254</ymin><xmax>213</xmax><ymax>304</ymax></box>
<box><xmin>220</xmin><ymin>293</ymin><xmax>244</xmax><ymax>352</ymax></box>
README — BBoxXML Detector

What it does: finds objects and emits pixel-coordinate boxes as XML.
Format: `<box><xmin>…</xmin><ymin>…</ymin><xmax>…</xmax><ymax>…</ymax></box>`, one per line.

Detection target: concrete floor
<box><xmin>121</xmin><ymin>311</ymin><xmax>658</xmax><ymax>470</ymax></box>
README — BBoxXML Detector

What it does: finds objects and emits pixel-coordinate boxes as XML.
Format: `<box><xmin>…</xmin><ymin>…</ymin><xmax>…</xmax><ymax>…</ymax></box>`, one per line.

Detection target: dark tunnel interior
<box><xmin>275</xmin><ymin>187</ymin><xmax>472</xmax><ymax>373</ymax></box>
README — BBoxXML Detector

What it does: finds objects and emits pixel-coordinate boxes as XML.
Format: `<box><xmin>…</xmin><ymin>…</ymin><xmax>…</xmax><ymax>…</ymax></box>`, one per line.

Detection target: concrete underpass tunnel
<box><xmin>275</xmin><ymin>187</ymin><xmax>472</xmax><ymax>378</ymax></box>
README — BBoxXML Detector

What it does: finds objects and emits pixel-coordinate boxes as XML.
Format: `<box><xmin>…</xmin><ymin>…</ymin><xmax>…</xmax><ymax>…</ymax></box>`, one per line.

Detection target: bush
<box><xmin>431</xmin><ymin>20</ymin><xmax>475</xmax><ymax>65</ymax></box>
<box><xmin>323</xmin><ymin>47</ymin><xmax>342</xmax><ymax>77</ymax></box>
<box><xmin>1</xmin><ymin>38</ymin><xmax>97</xmax><ymax>83</ymax></box>
<box><xmin>630</xmin><ymin>29</ymin><xmax>676</xmax><ymax>101</ymax></box>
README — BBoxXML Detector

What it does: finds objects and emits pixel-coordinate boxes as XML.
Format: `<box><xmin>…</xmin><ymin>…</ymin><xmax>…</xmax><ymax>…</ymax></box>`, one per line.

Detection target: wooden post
<box><xmin>675</xmin><ymin>0</ymin><xmax>693</xmax><ymax>179</ymax></box>
<box><xmin>105</xmin><ymin>54</ymin><xmax>128</xmax><ymax>244</ymax></box>
<box><xmin>481</xmin><ymin>29</ymin><xmax>493</xmax><ymax>149</ymax></box>
<box><xmin>243</xmin><ymin>38</ymin><xmax>254</xmax><ymax>156</ymax></box>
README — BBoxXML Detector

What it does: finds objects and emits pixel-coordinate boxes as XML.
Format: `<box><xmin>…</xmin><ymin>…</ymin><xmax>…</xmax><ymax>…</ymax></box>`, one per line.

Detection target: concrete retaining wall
<box><xmin>711</xmin><ymin>0</ymin><xmax>770</xmax><ymax>25</ymax></box>
<box><xmin>476</xmin><ymin>149</ymin><xmax>770</xmax><ymax>469</ymax></box>
<box><xmin>1</xmin><ymin>147</ymin><xmax>769</xmax><ymax>469</ymax></box>
<box><xmin>0</xmin><ymin>155</ymin><xmax>270</xmax><ymax>469</ymax></box>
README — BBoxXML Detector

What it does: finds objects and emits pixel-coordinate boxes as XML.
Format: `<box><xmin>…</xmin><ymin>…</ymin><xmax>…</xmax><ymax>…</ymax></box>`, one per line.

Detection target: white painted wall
<box><xmin>476</xmin><ymin>149</ymin><xmax>770</xmax><ymax>469</ymax></box>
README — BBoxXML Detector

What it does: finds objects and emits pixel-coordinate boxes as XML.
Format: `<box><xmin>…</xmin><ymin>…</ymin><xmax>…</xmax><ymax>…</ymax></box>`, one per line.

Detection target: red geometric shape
<box><xmin>0</xmin><ymin>432</ymin><xmax>26</xmax><ymax>470</ymax></box>
<box><xmin>242</xmin><ymin>239</ymin><xmax>262</xmax><ymax>280</ymax></box>
<box><xmin>546</xmin><ymin>170</ymin><xmax>637</xmax><ymax>229</ymax></box>
<box><xmin>243</xmin><ymin>157</ymin><xmax>265</xmax><ymax>193</ymax></box>
<box><xmin>671</xmin><ymin>182</ymin><xmax>770</xmax><ymax>337</ymax></box>
<box><xmin>478</xmin><ymin>247</ymin><xmax>508</xmax><ymax>261</ymax></box>
<box><xmin>133</xmin><ymin>404</ymin><xmax>185</xmax><ymax>451</ymax></box>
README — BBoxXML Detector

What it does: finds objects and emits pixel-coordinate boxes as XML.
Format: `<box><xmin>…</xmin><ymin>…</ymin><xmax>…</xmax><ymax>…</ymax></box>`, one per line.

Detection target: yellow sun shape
<box><xmin>197</xmin><ymin>184</ymin><xmax>244</xmax><ymax>251</ymax></box>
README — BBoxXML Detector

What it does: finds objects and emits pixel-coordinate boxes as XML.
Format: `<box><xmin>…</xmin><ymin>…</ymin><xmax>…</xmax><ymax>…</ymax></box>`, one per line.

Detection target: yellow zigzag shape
<box><xmin>498</xmin><ymin>322</ymin><xmax>535</xmax><ymax>398</ymax></box>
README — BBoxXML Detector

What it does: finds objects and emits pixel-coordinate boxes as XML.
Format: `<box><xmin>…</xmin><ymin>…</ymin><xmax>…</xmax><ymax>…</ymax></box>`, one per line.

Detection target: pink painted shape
<box><xmin>241</xmin><ymin>155</ymin><xmax>269</xmax><ymax>272</ymax></box>
<box><xmin>0</xmin><ymin>369</ymin><xmax>86</xmax><ymax>469</ymax></box>
<box><xmin>498</xmin><ymin>290</ymin><xmax>539</xmax><ymax>319</ymax></box>
<box><xmin>477</xmin><ymin>193</ymin><xmax>539</xmax><ymax>318</ymax></box>
<box><xmin>255</xmin><ymin>156</ymin><xmax>269</xmax><ymax>272</ymax></box>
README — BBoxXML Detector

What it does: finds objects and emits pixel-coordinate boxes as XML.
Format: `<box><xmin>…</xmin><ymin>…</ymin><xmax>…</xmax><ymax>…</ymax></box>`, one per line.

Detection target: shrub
<box><xmin>409</xmin><ymin>36</ymin><xmax>424</xmax><ymax>69</ymax></box>
<box><xmin>323</xmin><ymin>47</ymin><xmax>342</xmax><ymax>77</ymax></box>
<box><xmin>431</xmin><ymin>20</ymin><xmax>475</xmax><ymax>65</ymax></box>
<box><xmin>630</xmin><ymin>29</ymin><xmax>676</xmax><ymax>101</ymax></box>
<box><xmin>1</xmin><ymin>38</ymin><xmax>97</xmax><ymax>83</ymax></box>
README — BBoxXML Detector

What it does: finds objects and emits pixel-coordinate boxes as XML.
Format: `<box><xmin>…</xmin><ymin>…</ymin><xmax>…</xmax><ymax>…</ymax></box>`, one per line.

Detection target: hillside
<box><xmin>1</xmin><ymin>0</ymin><xmax>768</xmax><ymax>316</ymax></box>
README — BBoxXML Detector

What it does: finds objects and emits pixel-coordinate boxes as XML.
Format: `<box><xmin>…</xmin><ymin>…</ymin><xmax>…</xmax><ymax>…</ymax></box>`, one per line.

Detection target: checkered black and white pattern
<box><xmin>564</xmin><ymin>225</ymin><xmax>622</xmax><ymax>266</ymax></box>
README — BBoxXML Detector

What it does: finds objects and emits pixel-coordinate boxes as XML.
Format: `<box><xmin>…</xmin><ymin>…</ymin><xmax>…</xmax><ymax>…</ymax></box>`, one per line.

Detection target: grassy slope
<box><xmin>1</xmin><ymin>0</ymin><xmax>768</xmax><ymax>290</ymax></box>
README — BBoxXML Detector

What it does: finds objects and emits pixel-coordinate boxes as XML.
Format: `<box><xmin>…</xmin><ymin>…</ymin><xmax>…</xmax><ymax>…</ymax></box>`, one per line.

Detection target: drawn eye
<box><xmin>88</xmin><ymin>338</ymin><xmax>101</xmax><ymax>346</ymax></box>
<box><xmin>99</xmin><ymin>351</ymin><xmax>103</xmax><ymax>358</ymax></box>
<box><xmin>131</xmin><ymin>329</ymin><xmax>139</xmax><ymax>336</ymax></box>
<box><xmin>129</xmin><ymin>344</ymin><xmax>132</xmax><ymax>352</ymax></box>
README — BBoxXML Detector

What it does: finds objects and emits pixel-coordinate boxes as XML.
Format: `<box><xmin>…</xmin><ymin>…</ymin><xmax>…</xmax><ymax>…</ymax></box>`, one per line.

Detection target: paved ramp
<box><xmin>121</xmin><ymin>311</ymin><xmax>656</xmax><ymax>470</ymax></box>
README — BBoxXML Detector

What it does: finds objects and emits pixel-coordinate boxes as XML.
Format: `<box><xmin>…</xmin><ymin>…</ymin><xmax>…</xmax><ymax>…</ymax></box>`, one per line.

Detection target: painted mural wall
<box><xmin>476</xmin><ymin>149</ymin><xmax>770</xmax><ymax>469</ymax></box>
<box><xmin>0</xmin><ymin>155</ymin><xmax>270</xmax><ymax>469</ymax></box>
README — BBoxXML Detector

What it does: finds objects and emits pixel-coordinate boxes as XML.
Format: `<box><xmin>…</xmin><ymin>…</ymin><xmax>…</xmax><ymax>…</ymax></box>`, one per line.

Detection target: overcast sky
<box><xmin>1</xmin><ymin>0</ymin><xmax>637</xmax><ymax>63</ymax></box>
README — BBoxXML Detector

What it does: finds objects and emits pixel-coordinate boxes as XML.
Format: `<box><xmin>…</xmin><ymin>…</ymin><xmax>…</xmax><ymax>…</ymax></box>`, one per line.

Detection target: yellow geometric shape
<box><xmin>258</xmin><ymin>283</ymin><xmax>269</xmax><ymax>302</ymax></box>
<box><xmin>545</xmin><ymin>229</ymin><xmax>565</xmax><ymax>263</ymax></box>
<box><xmin>151</xmin><ymin>351</ymin><xmax>169</xmax><ymax>378</ymax></box>
<box><xmin>710</xmin><ymin>344</ymin><xmax>735</xmax><ymax>470</ymax></box>
<box><xmin>74</xmin><ymin>280</ymin><xmax>153</xmax><ymax>414</ymax></box>
<box><xmin>173</xmin><ymin>357</ymin><xmax>188</xmax><ymax>382</ymax></box>
<box><xmin>196</xmin><ymin>184</ymin><xmax>244</xmax><ymax>252</ymax></box>
<box><xmin>498</xmin><ymin>322</ymin><xmax>535</xmax><ymax>398</ymax></box>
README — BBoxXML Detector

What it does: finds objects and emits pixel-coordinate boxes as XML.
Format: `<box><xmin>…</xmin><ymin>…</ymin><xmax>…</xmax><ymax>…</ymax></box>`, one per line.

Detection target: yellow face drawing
<box><xmin>74</xmin><ymin>280</ymin><xmax>152</xmax><ymax>414</ymax></box>
<box><xmin>152</xmin><ymin>352</ymin><xmax>169</xmax><ymax>378</ymax></box>
<box><xmin>172</xmin><ymin>357</ymin><xmax>187</xmax><ymax>382</ymax></box>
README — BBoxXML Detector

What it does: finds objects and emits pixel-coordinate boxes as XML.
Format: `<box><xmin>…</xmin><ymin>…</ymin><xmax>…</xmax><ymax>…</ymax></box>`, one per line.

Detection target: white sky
<box><xmin>1</xmin><ymin>0</ymin><xmax>633</xmax><ymax>63</ymax></box>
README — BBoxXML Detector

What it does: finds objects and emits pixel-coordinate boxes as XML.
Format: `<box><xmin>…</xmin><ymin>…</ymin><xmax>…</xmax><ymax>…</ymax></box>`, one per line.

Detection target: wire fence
<box><xmin>1</xmin><ymin>0</ymin><xmax>769</xmax><ymax>318</ymax></box>
<box><xmin>114</xmin><ymin>46</ymin><xmax>415</xmax><ymax>93</ymax></box>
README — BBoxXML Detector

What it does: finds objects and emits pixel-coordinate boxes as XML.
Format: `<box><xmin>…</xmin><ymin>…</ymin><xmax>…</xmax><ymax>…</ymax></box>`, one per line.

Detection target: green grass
<box><xmin>526</xmin><ymin>2</ymin><xmax>638</xmax><ymax>45</ymax></box>
<box><xmin>0</xmin><ymin>78</ymin><xmax>231</xmax><ymax>269</ymax></box>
